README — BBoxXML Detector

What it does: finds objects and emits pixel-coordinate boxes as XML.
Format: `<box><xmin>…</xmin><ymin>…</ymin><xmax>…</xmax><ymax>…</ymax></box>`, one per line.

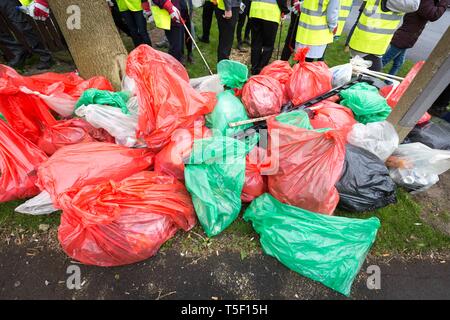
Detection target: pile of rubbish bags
<box><xmin>2</xmin><ymin>45</ymin><xmax>448</xmax><ymax>296</ymax></box>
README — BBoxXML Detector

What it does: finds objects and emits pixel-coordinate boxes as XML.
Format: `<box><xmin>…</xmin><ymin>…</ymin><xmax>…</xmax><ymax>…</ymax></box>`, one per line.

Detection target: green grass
<box><xmin>1</xmin><ymin>11</ymin><xmax>448</xmax><ymax>257</ymax></box>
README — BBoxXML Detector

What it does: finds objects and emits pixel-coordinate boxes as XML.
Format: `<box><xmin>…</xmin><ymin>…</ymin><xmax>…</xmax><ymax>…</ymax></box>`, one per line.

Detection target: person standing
<box><xmin>199</xmin><ymin>0</ymin><xmax>215</xmax><ymax>43</ymax></box>
<box><xmin>249</xmin><ymin>0</ymin><xmax>290</xmax><ymax>74</ymax></box>
<box><xmin>348</xmin><ymin>0</ymin><xmax>419</xmax><ymax>71</ymax></box>
<box><xmin>236</xmin><ymin>0</ymin><xmax>252</xmax><ymax>51</ymax></box>
<box><xmin>151</xmin><ymin>0</ymin><xmax>187</xmax><ymax>62</ymax></box>
<box><xmin>382</xmin><ymin>0</ymin><xmax>448</xmax><ymax>75</ymax></box>
<box><xmin>0</xmin><ymin>0</ymin><xmax>53</xmax><ymax>69</ymax></box>
<box><xmin>295</xmin><ymin>0</ymin><xmax>340</xmax><ymax>62</ymax></box>
<box><xmin>280</xmin><ymin>1</ymin><xmax>300</xmax><ymax>61</ymax></box>
<box><xmin>116</xmin><ymin>0</ymin><xmax>152</xmax><ymax>47</ymax></box>
<box><xmin>335</xmin><ymin>0</ymin><xmax>354</xmax><ymax>39</ymax></box>
<box><xmin>108</xmin><ymin>0</ymin><xmax>132</xmax><ymax>37</ymax></box>
<box><xmin>215</xmin><ymin>0</ymin><xmax>241</xmax><ymax>61</ymax></box>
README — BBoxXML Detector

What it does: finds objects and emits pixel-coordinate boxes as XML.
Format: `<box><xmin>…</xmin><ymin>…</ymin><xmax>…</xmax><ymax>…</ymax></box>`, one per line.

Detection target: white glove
<box><xmin>28</xmin><ymin>0</ymin><xmax>50</xmax><ymax>21</ymax></box>
<box><xmin>170</xmin><ymin>6</ymin><xmax>182</xmax><ymax>23</ymax></box>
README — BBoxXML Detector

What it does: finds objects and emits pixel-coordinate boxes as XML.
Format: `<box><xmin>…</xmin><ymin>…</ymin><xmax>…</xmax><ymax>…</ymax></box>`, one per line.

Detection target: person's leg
<box><xmin>201</xmin><ymin>1</ymin><xmax>214</xmax><ymax>42</ymax></box>
<box><xmin>250</xmin><ymin>18</ymin><xmax>264</xmax><ymax>74</ymax></box>
<box><xmin>257</xmin><ymin>20</ymin><xmax>278</xmax><ymax>71</ymax></box>
<box><xmin>4</xmin><ymin>0</ymin><xmax>52</xmax><ymax>67</ymax></box>
<box><xmin>166</xmin><ymin>25</ymin><xmax>184</xmax><ymax>62</ymax></box>
<box><xmin>389</xmin><ymin>48</ymin><xmax>406</xmax><ymax>76</ymax></box>
<box><xmin>111</xmin><ymin>0</ymin><xmax>131</xmax><ymax>36</ymax></box>
<box><xmin>281</xmin><ymin>12</ymin><xmax>299</xmax><ymax>61</ymax></box>
<box><xmin>429</xmin><ymin>84</ymin><xmax>450</xmax><ymax>118</ymax></box>
<box><xmin>236</xmin><ymin>6</ymin><xmax>247</xmax><ymax>45</ymax></box>
<box><xmin>132</xmin><ymin>10</ymin><xmax>152</xmax><ymax>46</ymax></box>
<box><xmin>122</xmin><ymin>10</ymin><xmax>142</xmax><ymax>47</ymax></box>
<box><xmin>215</xmin><ymin>7</ymin><xmax>239</xmax><ymax>62</ymax></box>
<box><xmin>0</xmin><ymin>24</ymin><xmax>28</xmax><ymax>66</ymax></box>
<box><xmin>365</xmin><ymin>54</ymin><xmax>383</xmax><ymax>72</ymax></box>
<box><xmin>243</xmin><ymin>0</ymin><xmax>251</xmax><ymax>43</ymax></box>
<box><xmin>183</xmin><ymin>11</ymin><xmax>194</xmax><ymax>62</ymax></box>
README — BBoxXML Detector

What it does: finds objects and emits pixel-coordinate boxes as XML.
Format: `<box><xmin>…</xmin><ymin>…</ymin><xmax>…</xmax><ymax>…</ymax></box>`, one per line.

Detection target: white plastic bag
<box><xmin>347</xmin><ymin>121</ymin><xmax>399</xmax><ymax>161</ymax></box>
<box><xmin>19</xmin><ymin>86</ymin><xmax>76</xmax><ymax>117</ymax></box>
<box><xmin>190</xmin><ymin>74</ymin><xmax>224</xmax><ymax>94</ymax></box>
<box><xmin>329</xmin><ymin>63</ymin><xmax>353</xmax><ymax>88</ymax></box>
<box><xmin>15</xmin><ymin>191</ymin><xmax>58</xmax><ymax>215</ymax></box>
<box><xmin>387</xmin><ymin>143</ymin><xmax>450</xmax><ymax>193</ymax></box>
<box><xmin>75</xmin><ymin>104</ymin><xmax>142</xmax><ymax>148</ymax></box>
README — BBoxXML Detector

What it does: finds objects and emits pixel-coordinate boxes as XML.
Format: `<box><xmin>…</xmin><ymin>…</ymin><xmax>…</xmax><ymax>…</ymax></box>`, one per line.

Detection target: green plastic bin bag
<box><xmin>206</xmin><ymin>90</ymin><xmax>250</xmax><ymax>137</ymax></box>
<box><xmin>217</xmin><ymin>60</ymin><xmax>248</xmax><ymax>89</ymax></box>
<box><xmin>75</xmin><ymin>89</ymin><xmax>130</xmax><ymax>114</ymax></box>
<box><xmin>275</xmin><ymin>110</ymin><xmax>313</xmax><ymax>129</ymax></box>
<box><xmin>244</xmin><ymin>193</ymin><xmax>380</xmax><ymax>296</ymax></box>
<box><xmin>340</xmin><ymin>82</ymin><xmax>391</xmax><ymax>124</ymax></box>
<box><xmin>185</xmin><ymin>135</ymin><xmax>257</xmax><ymax>237</ymax></box>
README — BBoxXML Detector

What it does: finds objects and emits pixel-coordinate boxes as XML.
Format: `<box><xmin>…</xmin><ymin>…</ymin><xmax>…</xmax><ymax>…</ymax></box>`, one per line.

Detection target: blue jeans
<box><xmin>382</xmin><ymin>44</ymin><xmax>407</xmax><ymax>76</ymax></box>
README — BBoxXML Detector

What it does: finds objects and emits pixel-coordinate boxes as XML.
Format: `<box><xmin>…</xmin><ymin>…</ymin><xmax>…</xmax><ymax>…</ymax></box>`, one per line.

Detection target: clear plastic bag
<box><xmin>386</xmin><ymin>143</ymin><xmax>450</xmax><ymax>193</ymax></box>
<box><xmin>329</xmin><ymin>63</ymin><xmax>353</xmax><ymax>88</ymax></box>
<box><xmin>190</xmin><ymin>75</ymin><xmax>224</xmax><ymax>94</ymax></box>
<box><xmin>14</xmin><ymin>191</ymin><xmax>58</xmax><ymax>215</ymax></box>
<box><xmin>347</xmin><ymin>121</ymin><xmax>399</xmax><ymax>161</ymax></box>
<box><xmin>19</xmin><ymin>86</ymin><xmax>76</xmax><ymax>118</ymax></box>
<box><xmin>75</xmin><ymin>104</ymin><xmax>141</xmax><ymax>148</ymax></box>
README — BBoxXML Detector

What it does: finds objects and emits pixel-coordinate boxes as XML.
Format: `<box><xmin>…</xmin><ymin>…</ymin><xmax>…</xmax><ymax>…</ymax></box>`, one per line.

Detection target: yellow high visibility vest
<box><xmin>151</xmin><ymin>5</ymin><xmax>171</xmax><ymax>30</ymax></box>
<box><xmin>349</xmin><ymin>0</ymin><xmax>403</xmax><ymax>55</ymax></box>
<box><xmin>296</xmin><ymin>0</ymin><xmax>334</xmax><ymax>46</ymax></box>
<box><xmin>116</xmin><ymin>0</ymin><xmax>143</xmax><ymax>12</ymax></box>
<box><xmin>249</xmin><ymin>0</ymin><xmax>281</xmax><ymax>24</ymax></box>
<box><xmin>19</xmin><ymin>0</ymin><xmax>32</xmax><ymax>6</ymax></box>
<box><xmin>336</xmin><ymin>0</ymin><xmax>354</xmax><ymax>36</ymax></box>
<box><xmin>217</xmin><ymin>0</ymin><xmax>225</xmax><ymax>10</ymax></box>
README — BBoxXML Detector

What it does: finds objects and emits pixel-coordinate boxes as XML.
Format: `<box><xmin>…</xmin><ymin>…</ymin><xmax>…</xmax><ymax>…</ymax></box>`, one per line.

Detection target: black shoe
<box><xmin>7</xmin><ymin>52</ymin><xmax>28</xmax><ymax>68</ymax></box>
<box><xmin>36</xmin><ymin>58</ymin><xmax>54</xmax><ymax>70</ymax></box>
<box><xmin>198</xmin><ymin>37</ymin><xmax>209</xmax><ymax>44</ymax></box>
<box><xmin>237</xmin><ymin>42</ymin><xmax>248</xmax><ymax>52</ymax></box>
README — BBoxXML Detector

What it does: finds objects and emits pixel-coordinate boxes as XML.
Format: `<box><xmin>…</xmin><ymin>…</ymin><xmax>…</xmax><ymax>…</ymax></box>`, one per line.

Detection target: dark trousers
<box><xmin>111</xmin><ymin>0</ymin><xmax>131</xmax><ymax>37</ymax></box>
<box><xmin>121</xmin><ymin>10</ymin><xmax>152</xmax><ymax>47</ymax></box>
<box><xmin>236</xmin><ymin>0</ymin><xmax>251</xmax><ymax>44</ymax></box>
<box><xmin>201</xmin><ymin>1</ymin><xmax>215</xmax><ymax>41</ymax></box>
<box><xmin>215</xmin><ymin>7</ymin><xmax>240</xmax><ymax>62</ymax></box>
<box><xmin>183</xmin><ymin>10</ymin><xmax>193</xmax><ymax>55</ymax></box>
<box><xmin>281</xmin><ymin>12</ymin><xmax>299</xmax><ymax>61</ymax></box>
<box><xmin>165</xmin><ymin>24</ymin><xmax>184</xmax><ymax>61</ymax></box>
<box><xmin>363</xmin><ymin>54</ymin><xmax>383</xmax><ymax>72</ymax></box>
<box><xmin>0</xmin><ymin>0</ymin><xmax>51</xmax><ymax>62</ymax></box>
<box><xmin>250</xmin><ymin>18</ymin><xmax>279</xmax><ymax>75</ymax></box>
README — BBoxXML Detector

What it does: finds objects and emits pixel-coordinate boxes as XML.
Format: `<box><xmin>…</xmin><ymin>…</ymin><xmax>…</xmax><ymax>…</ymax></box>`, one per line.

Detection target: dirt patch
<box><xmin>413</xmin><ymin>171</ymin><xmax>450</xmax><ymax>236</ymax></box>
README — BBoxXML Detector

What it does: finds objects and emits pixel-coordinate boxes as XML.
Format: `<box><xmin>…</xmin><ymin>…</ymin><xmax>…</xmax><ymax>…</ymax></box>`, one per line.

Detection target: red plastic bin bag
<box><xmin>0</xmin><ymin>120</ymin><xmax>48</xmax><ymax>202</ymax></box>
<box><xmin>309</xmin><ymin>100</ymin><xmax>356</xmax><ymax>135</ymax></box>
<box><xmin>267</xmin><ymin>117</ymin><xmax>346</xmax><ymax>215</ymax></box>
<box><xmin>260</xmin><ymin>60</ymin><xmax>293</xmax><ymax>104</ymax></box>
<box><xmin>37</xmin><ymin>142</ymin><xmax>154</xmax><ymax>205</ymax></box>
<box><xmin>154</xmin><ymin>125</ymin><xmax>211</xmax><ymax>180</ymax></box>
<box><xmin>287</xmin><ymin>48</ymin><xmax>332</xmax><ymax>106</ymax></box>
<box><xmin>242</xmin><ymin>146</ymin><xmax>269</xmax><ymax>203</ymax></box>
<box><xmin>242</xmin><ymin>75</ymin><xmax>284</xmax><ymax>118</ymax></box>
<box><xmin>126</xmin><ymin>45</ymin><xmax>215</xmax><ymax>151</ymax></box>
<box><xmin>37</xmin><ymin>118</ymin><xmax>114</xmax><ymax>155</ymax></box>
<box><xmin>58</xmin><ymin>171</ymin><xmax>196</xmax><ymax>266</ymax></box>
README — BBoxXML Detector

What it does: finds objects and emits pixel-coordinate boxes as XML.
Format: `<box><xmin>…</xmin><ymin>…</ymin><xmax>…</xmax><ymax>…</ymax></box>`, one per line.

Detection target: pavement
<box><xmin>1</xmin><ymin>243</ymin><xmax>449</xmax><ymax>300</ymax></box>
<box><xmin>344</xmin><ymin>3</ymin><xmax>450</xmax><ymax>61</ymax></box>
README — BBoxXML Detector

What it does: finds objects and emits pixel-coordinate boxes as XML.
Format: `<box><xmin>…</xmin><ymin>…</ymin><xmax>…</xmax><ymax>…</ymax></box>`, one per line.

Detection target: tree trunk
<box><xmin>48</xmin><ymin>0</ymin><xmax>128</xmax><ymax>89</ymax></box>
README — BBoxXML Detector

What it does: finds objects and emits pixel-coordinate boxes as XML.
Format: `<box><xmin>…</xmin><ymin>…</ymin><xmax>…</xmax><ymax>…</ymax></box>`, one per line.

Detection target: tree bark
<box><xmin>388</xmin><ymin>27</ymin><xmax>450</xmax><ymax>141</ymax></box>
<box><xmin>48</xmin><ymin>0</ymin><xmax>128</xmax><ymax>89</ymax></box>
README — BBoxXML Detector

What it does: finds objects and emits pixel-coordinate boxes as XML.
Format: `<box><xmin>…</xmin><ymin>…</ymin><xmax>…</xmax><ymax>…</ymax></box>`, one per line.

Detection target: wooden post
<box><xmin>47</xmin><ymin>0</ymin><xmax>128</xmax><ymax>89</ymax></box>
<box><xmin>388</xmin><ymin>26</ymin><xmax>450</xmax><ymax>141</ymax></box>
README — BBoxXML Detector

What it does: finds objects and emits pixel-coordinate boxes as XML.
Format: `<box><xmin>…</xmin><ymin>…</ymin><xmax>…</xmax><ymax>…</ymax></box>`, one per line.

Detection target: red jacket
<box><xmin>391</xmin><ymin>0</ymin><xmax>448</xmax><ymax>49</ymax></box>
